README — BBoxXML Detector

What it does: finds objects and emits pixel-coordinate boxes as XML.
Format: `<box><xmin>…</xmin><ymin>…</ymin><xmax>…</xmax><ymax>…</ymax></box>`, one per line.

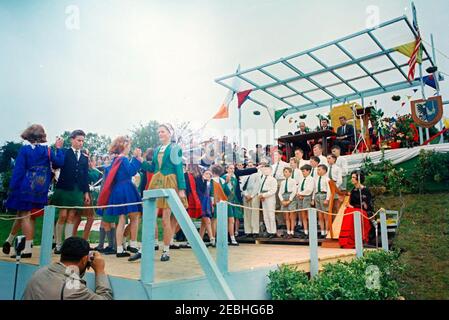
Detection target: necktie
<box><xmin>301</xmin><ymin>179</ymin><xmax>306</xmax><ymax>192</ymax></box>
<box><xmin>243</xmin><ymin>176</ymin><xmax>250</xmax><ymax>191</ymax></box>
<box><xmin>312</xmin><ymin>168</ymin><xmax>315</xmax><ymax>177</ymax></box>
<box><xmin>75</xmin><ymin>150</ymin><xmax>80</xmax><ymax>161</ymax></box>
<box><xmin>329</xmin><ymin>166</ymin><xmax>333</xmax><ymax>180</ymax></box>
<box><xmin>343</xmin><ymin>126</ymin><xmax>346</xmax><ymax>135</ymax></box>
<box><xmin>260</xmin><ymin>176</ymin><xmax>267</xmax><ymax>193</ymax></box>
<box><xmin>318</xmin><ymin>176</ymin><xmax>322</xmax><ymax>193</ymax></box>
<box><xmin>273</xmin><ymin>163</ymin><xmax>280</xmax><ymax>178</ymax></box>
<box><xmin>284</xmin><ymin>178</ymin><xmax>289</xmax><ymax>193</ymax></box>
<box><xmin>292</xmin><ymin>170</ymin><xmax>295</xmax><ymax>179</ymax></box>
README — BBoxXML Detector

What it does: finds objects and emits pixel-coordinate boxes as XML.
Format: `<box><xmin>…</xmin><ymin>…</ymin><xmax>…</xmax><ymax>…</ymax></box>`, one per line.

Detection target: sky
<box><xmin>1</xmin><ymin>0</ymin><xmax>448</xmax><ymax>147</ymax></box>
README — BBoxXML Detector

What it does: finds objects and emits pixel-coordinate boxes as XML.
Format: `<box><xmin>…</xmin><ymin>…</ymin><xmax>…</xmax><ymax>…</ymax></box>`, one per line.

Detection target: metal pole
<box><xmin>431</xmin><ymin>34</ymin><xmax>444</xmax><ymax>144</ymax></box>
<box><xmin>39</xmin><ymin>206</ymin><xmax>56</xmax><ymax>267</ymax></box>
<box><xmin>141</xmin><ymin>193</ymin><xmax>157</xmax><ymax>285</ymax></box>
<box><xmin>353</xmin><ymin>211</ymin><xmax>364</xmax><ymax>258</ymax></box>
<box><xmin>308</xmin><ymin>209</ymin><xmax>319</xmax><ymax>278</ymax></box>
<box><xmin>379</xmin><ymin>210</ymin><xmax>389</xmax><ymax>252</ymax></box>
<box><xmin>217</xmin><ymin>202</ymin><xmax>229</xmax><ymax>274</ymax></box>
<box><xmin>239</xmin><ymin>107</ymin><xmax>243</xmax><ymax>147</ymax></box>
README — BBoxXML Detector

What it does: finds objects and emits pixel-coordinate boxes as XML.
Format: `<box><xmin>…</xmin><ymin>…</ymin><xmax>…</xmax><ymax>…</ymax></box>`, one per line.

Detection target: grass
<box><xmin>1</xmin><ymin>193</ymin><xmax>448</xmax><ymax>299</ymax></box>
<box><xmin>376</xmin><ymin>193</ymin><xmax>449</xmax><ymax>300</ymax></box>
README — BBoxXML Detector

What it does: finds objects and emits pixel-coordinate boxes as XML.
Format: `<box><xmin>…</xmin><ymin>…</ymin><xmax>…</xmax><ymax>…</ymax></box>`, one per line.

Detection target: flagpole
<box><xmin>239</xmin><ymin>106</ymin><xmax>242</xmax><ymax>147</ymax></box>
<box><xmin>412</xmin><ymin>1</ymin><xmax>429</xmax><ymax>143</ymax></box>
<box><xmin>431</xmin><ymin>33</ymin><xmax>444</xmax><ymax>144</ymax></box>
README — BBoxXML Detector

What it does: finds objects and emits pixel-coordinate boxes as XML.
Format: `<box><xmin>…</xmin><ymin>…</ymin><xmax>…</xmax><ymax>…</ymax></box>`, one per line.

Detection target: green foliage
<box><xmin>130</xmin><ymin>121</ymin><xmax>160</xmax><ymax>151</ymax></box>
<box><xmin>59</xmin><ymin>131</ymin><xmax>111</xmax><ymax>155</ymax></box>
<box><xmin>0</xmin><ymin>141</ymin><xmax>22</xmax><ymax>173</ymax></box>
<box><xmin>411</xmin><ymin>150</ymin><xmax>449</xmax><ymax>193</ymax></box>
<box><xmin>267</xmin><ymin>250</ymin><xmax>405</xmax><ymax>300</ymax></box>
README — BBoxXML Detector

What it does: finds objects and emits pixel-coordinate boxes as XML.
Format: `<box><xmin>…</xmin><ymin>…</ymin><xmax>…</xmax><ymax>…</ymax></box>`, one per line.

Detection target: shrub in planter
<box><xmin>267</xmin><ymin>250</ymin><xmax>404</xmax><ymax>300</ymax></box>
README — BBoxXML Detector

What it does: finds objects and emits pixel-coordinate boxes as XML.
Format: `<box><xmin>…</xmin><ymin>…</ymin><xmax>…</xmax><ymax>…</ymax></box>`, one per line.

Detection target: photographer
<box><xmin>23</xmin><ymin>237</ymin><xmax>113</xmax><ymax>300</ymax></box>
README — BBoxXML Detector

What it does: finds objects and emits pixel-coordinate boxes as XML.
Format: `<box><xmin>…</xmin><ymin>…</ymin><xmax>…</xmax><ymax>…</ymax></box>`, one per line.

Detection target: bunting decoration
<box><xmin>212</xmin><ymin>90</ymin><xmax>234</xmax><ymax>119</ymax></box>
<box><xmin>274</xmin><ymin>108</ymin><xmax>288</xmax><ymax>123</ymax></box>
<box><xmin>394</xmin><ymin>41</ymin><xmax>423</xmax><ymax>65</ymax></box>
<box><xmin>237</xmin><ymin>89</ymin><xmax>253</xmax><ymax>109</ymax></box>
<box><xmin>423</xmin><ymin>75</ymin><xmax>437</xmax><ymax>90</ymax></box>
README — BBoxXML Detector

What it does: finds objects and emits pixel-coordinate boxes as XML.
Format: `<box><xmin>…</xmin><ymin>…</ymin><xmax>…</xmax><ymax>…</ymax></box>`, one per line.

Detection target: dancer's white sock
<box><xmin>65</xmin><ymin>223</ymin><xmax>74</xmax><ymax>239</ymax></box>
<box><xmin>163</xmin><ymin>245</ymin><xmax>170</xmax><ymax>253</ymax></box>
<box><xmin>24</xmin><ymin>240</ymin><xmax>33</xmax><ymax>254</ymax></box>
<box><xmin>116</xmin><ymin>245</ymin><xmax>124</xmax><ymax>253</ymax></box>
<box><xmin>130</xmin><ymin>241</ymin><xmax>138</xmax><ymax>248</ymax></box>
<box><xmin>55</xmin><ymin>223</ymin><xmax>64</xmax><ymax>245</ymax></box>
<box><xmin>6</xmin><ymin>234</ymin><xmax>15</xmax><ymax>244</ymax></box>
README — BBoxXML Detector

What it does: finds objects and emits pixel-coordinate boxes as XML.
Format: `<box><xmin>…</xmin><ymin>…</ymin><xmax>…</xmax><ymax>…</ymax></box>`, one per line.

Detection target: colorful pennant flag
<box><xmin>237</xmin><ymin>89</ymin><xmax>253</xmax><ymax>109</ymax></box>
<box><xmin>394</xmin><ymin>41</ymin><xmax>423</xmax><ymax>64</ymax></box>
<box><xmin>423</xmin><ymin>75</ymin><xmax>437</xmax><ymax>90</ymax></box>
<box><xmin>212</xmin><ymin>90</ymin><xmax>234</xmax><ymax>119</ymax></box>
<box><xmin>275</xmin><ymin>108</ymin><xmax>288</xmax><ymax>123</ymax></box>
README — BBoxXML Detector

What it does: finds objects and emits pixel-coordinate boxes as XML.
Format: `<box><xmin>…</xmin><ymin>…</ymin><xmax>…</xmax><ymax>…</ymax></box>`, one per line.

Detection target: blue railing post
<box><xmin>216</xmin><ymin>202</ymin><xmax>228</xmax><ymax>274</ymax></box>
<box><xmin>40</xmin><ymin>206</ymin><xmax>56</xmax><ymax>267</ymax></box>
<box><xmin>164</xmin><ymin>189</ymin><xmax>235</xmax><ymax>300</ymax></box>
<box><xmin>353</xmin><ymin>211</ymin><xmax>364</xmax><ymax>258</ymax></box>
<box><xmin>141</xmin><ymin>191</ymin><xmax>158</xmax><ymax>285</ymax></box>
<box><xmin>308</xmin><ymin>208</ymin><xmax>319</xmax><ymax>278</ymax></box>
<box><xmin>379</xmin><ymin>210</ymin><xmax>389</xmax><ymax>252</ymax></box>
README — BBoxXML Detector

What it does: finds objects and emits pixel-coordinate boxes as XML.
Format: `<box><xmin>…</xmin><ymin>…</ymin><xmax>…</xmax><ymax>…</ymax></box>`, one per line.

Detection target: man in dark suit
<box><xmin>52</xmin><ymin>130</ymin><xmax>90</xmax><ymax>254</ymax></box>
<box><xmin>294</xmin><ymin>122</ymin><xmax>312</xmax><ymax>159</ymax></box>
<box><xmin>334</xmin><ymin>116</ymin><xmax>355</xmax><ymax>154</ymax></box>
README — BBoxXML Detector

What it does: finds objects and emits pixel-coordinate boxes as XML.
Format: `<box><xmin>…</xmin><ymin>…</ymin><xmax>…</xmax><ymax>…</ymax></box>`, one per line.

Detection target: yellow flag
<box><xmin>394</xmin><ymin>41</ymin><xmax>423</xmax><ymax>64</ymax></box>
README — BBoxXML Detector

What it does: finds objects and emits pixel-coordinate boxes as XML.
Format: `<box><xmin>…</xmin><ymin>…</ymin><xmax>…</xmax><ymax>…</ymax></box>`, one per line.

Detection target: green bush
<box><xmin>267</xmin><ymin>250</ymin><xmax>405</xmax><ymax>300</ymax></box>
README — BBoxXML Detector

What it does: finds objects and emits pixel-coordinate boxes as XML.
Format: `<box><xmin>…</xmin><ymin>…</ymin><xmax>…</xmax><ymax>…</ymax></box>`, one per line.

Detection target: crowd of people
<box><xmin>2</xmin><ymin>121</ymin><xmax>375</xmax><ymax>267</ymax></box>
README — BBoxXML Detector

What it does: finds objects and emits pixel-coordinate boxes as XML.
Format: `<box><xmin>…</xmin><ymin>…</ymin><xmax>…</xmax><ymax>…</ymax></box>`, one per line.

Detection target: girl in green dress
<box><xmin>221</xmin><ymin>164</ymin><xmax>243</xmax><ymax>246</ymax></box>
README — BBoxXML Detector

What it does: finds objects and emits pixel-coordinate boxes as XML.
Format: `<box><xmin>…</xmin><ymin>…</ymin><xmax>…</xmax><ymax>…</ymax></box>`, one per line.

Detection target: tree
<box><xmin>59</xmin><ymin>131</ymin><xmax>111</xmax><ymax>155</ymax></box>
<box><xmin>0</xmin><ymin>141</ymin><xmax>23</xmax><ymax>173</ymax></box>
<box><xmin>130</xmin><ymin>121</ymin><xmax>160</xmax><ymax>150</ymax></box>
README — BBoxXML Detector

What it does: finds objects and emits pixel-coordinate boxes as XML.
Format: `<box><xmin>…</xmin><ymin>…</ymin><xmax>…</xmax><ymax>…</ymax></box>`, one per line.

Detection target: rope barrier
<box><xmin>0</xmin><ymin>198</ymin><xmax>384</xmax><ymax>222</ymax></box>
<box><xmin>223</xmin><ymin>201</ymin><xmax>384</xmax><ymax>221</ymax></box>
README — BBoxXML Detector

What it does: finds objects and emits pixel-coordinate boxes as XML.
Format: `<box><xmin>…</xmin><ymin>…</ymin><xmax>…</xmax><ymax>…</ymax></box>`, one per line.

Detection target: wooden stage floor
<box><xmin>0</xmin><ymin>243</ymin><xmax>356</xmax><ymax>283</ymax></box>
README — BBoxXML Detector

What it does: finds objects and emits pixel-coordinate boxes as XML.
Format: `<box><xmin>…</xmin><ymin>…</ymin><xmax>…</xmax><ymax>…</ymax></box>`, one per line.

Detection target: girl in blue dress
<box><xmin>4</xmin><ymin>124</ymin><xmax>64</xmax><ymax>258</ymax></box>
<box><xmin>99</xmin><ymin>136</ymin><xmax>143</xmax><ymax>258</ymax></box>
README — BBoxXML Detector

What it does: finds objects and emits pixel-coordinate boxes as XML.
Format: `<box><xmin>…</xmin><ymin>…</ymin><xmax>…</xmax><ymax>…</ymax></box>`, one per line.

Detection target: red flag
<box><xmin>237</xmin><ymin>89</ymin><xmax>252</xmax><ymax>109</ymax></box>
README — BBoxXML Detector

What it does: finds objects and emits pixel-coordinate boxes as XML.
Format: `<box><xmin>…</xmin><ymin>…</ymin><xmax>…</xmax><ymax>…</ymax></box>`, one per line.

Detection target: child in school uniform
<box><xmin>241</xmin><ymin>161</ymin><xmax>261</xmax><ymax>238</ymax></box>
<box><xmin>289</xmin><ymin>158</ymin><xmax>302</xmax><ymax>185</ymax></box>
<box><xmin>258</xmin><ymin>164</ymin><xmax>278</xmax><ymax>238</ymax></box>
<box><xmin>196</xmin><ymin>170</ymin><xmax>215</xmax><ymax>246</ymax></box>
<box><xmin>52</xmin><ymin>130</ymin><xmax>90</xmax><ymax>254</ymax></box>
<box><xmin>297</xmin><ymin>164</ymin><xmax>315</xmax><ymax>238</ymax></box>
<box><xmin>3</xmin><ymin>125</ymin><xmax>64</xmax><ymax>258</ymax></box>
<box><xmin>309</xmin><ymin>156</ymin><xmax>321</xmax><ymax>179</ymax></box>
<box><xmin>278</xmin><ymin>167</ymin><xmax>298</xmax><ymax>239</ymax></box>
<box><xmin>312</xmin><ymin>164</ymin><xmax>331</xmax><ymax>239</ymax></box>
<box><xmin>210</xmin><ymin>165</ymin><xmax>231</xmax><ymax>245</ymax></box>
<box><xmin>221</xmin><ymin>164</ymin><xmax>244</xmax><ymax>244</ymax></box>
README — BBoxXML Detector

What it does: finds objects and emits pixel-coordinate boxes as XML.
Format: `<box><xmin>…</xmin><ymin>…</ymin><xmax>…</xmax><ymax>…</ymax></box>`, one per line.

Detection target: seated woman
<box><xmin>339</xmin><ymin>171</ymin><xmax>373</xmax><ymax>249</ymax></box>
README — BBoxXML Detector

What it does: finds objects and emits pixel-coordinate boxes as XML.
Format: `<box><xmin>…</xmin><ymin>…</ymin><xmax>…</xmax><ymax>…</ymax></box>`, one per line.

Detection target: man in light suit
<box><xmin>241</xmin><ymin>161</ymin><xmax>262</xmax><ymax>237</ymax></box>
<box><xmin>258</xmin><ymin>165</ymin><xmax>279</xmax><ymax>238</ymax></box>
<box><xmin>334</xmin><ymin>116</ymin><xmax>355</xmax><ymax>154</ymax></box>
<box><xmin>23</xmin><ymin>237</ymin><xmax>113</xmax><ymax>300</ymax></box>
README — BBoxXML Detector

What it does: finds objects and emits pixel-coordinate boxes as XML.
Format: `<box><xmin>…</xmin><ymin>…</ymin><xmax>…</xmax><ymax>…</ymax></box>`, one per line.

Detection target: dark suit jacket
<box><xmin>234</xmin><ymin>167</ymin><xmax>258</xmax><ymax>203</ymax></box>
<box><xmin>56</xmin><ymin>148</ymin><xmax>89</xmax><ymax>193</ymax></box>
<box><xmin>337</xmin><ymin>124</ymin><xmax>355</xmax><ymax>142</ymax></box>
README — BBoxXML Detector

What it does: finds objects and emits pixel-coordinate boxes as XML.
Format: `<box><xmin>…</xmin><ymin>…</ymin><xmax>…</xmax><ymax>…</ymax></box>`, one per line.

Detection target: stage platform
<box><xmin>0</xmin><ymin>243</ymin><xmax>356</xmax><ymax>283</ymax></box>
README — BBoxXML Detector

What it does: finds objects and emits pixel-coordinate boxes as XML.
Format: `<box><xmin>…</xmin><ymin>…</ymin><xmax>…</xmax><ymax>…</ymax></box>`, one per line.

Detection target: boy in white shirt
<box><xmin>309</xmin><ymin>156</ymin><xmax>321</xmax><ymax>179</ymax></box>
<box><xmin>278</xmin><ymin>167</ymin><xmax>298</xmax><ymax>239</ymax></box>
<box><xmin>258</xmin><ymin>164</ymin><xmax>278</xmax><ymax>238</ymax></box>
<box><xmin>312</xmin><ymin>164</ymin><xmax>331</xmax><ymax>238</ymax></box>
<box><xmin>313</xmin><ymin>144</ymin><xmax>328</xmax><ymax>167</ymax></box>
<box><xmin>271</xmin><ymin>150</ymin><xmax>288</xmax><ymax>235</ymax></box>
<box><xmin>241</xmin><ymin>161</ymin><xmax>262</xmax><ymax>237</ymax></box>
<box><xmin>297</xmin><ymin>164</ymin><xmax>315</xmax><ymax>238</ymax></box>
<box><xmin>289</xmin><ymin>158</ymin><xmax>302</xmax><ymax>185</ymax></box>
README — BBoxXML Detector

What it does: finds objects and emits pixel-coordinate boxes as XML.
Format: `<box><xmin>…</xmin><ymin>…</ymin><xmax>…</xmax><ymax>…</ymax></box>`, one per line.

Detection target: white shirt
<box><xmin>71</xmin><ymin>147</ymin><xmax>81</xmax><ymax>161</ymax></box>
<box><xmin>317</xmin><ymin>155</ymin><xmax>328</xmax><ymax>167</ymax></box>
<box><xmin>271</xmin><ymin>161</ymin><xmax>289</xmax><ymax>181</ymax></box>
<box><xmin>336</xmin><ymin>156</ymin><xmax>349</xmax><ymax>177</ymax></box>
<box><xmin>327</xmin><ymin>164</ymin><xmax>343</xmax><ymax>189</ymax></box>
<box><xmin>310</xmin><ymin>166</ymin><xmax>319</xmax><ymax>179</ymax></box>
<box><xmin>291</xmin><ymin>168</ymin><xmax>303</xmax><ymax>185</ymax></box>
<box><xmin>297</xmin><ymin>176</ymin><xmax>315</xmax><ymax>197</ymax></box>
<box><xmin>258</xmin><ymin>175</ymin><xmax>278</xmax><ymax>199</ymax></box>
<box><xmin>278</xmin><ymin>178</ymin><xmax>298</xmax><ymax>202</ymax></box>
<box><xmin>312</xmin><ymin>175</ymin><xmax>331</xmax><ymax>201</ymax></box>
